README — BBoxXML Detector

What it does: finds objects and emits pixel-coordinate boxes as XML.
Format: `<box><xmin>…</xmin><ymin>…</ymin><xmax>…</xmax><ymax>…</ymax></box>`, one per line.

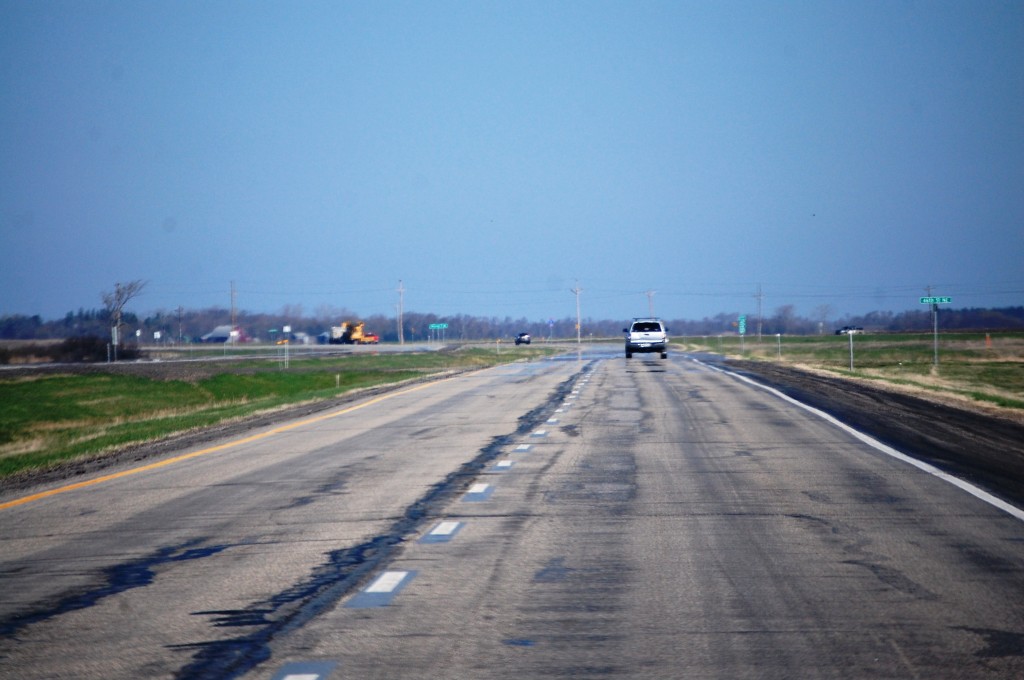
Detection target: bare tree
<box><xmin>101</xmin><ymin>280</ymin><xmax>146</xmax><ymax>360</ymax></box>
<box><xmin>772</xmin><ymin>304</ymin><xmax>797</xmax><ymax>335</ymax></box>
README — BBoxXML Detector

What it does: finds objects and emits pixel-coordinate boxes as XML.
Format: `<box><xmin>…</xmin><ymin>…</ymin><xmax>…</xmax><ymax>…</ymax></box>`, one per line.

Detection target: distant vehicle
<box><xmin>199</xmin><ymin>325</ymin><xmax>247</xmax><ymax>343</ymax></box>
<box><xmin>515</xmin><ymin>332</ymin><xmax>531</xmax><ymax>345</ymax></box>
<box><xmin>624</xmin><ymin>318</ymin><xmax>668</xmax><ymax>359</ymax></box>
<box><xmin>329</xmin><ymin>321</ymin><xmax>378</xmax><ymax>344</ymax></box>
<box><xmin>835</xmin><ymin>326</ymin><xmax>865</xmax><ymax>335</ymax></box>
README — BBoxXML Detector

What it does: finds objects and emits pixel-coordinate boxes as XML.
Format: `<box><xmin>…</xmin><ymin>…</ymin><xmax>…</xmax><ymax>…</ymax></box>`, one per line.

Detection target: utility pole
<box><xmin>645</xmin><ymin>290</ymin><xmax>656</xmax><ymax>317</ymax></box>
<box><xmin>571</xmin><ymin>281</ymin><xmax>583</xmax><ymax>345</ymax></box>
<box><xmin>397</xmin><ymin>279</ymin><xmax>405</xmax><ymax>345</ymax></box>
<box><xmin>230</xmin><ymin>281</ymin><xmax>237</xmax><ymax>331</ymax></box>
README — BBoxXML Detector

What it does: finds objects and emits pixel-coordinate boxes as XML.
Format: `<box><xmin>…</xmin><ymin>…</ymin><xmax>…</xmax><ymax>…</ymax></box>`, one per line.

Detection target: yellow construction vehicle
<box><xmin>328</xmin><ymin>321</ymin><xmax>379</xmax><ymax>344</ymax></box>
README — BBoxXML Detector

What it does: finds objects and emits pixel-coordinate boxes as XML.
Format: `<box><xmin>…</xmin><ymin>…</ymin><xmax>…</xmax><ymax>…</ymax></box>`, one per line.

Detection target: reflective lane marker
<box><xmin>344</xmin><ymin>570</ymin><xmax>416</xmax><ymax>608</ymax></box>
<box><xmin>546</xmin><ymin>418</ymin><xmax>559</xmax><ymax>424</ymax></box>
<box><xmin>514</xmin><ymin>444</ymin><xmax>532</xmax><ymax>453</ymax></box>
<box><xmin>491</xmin><ymin>460</ymin><xmax>515</xmax><ymax>472</ymax></box>
<box><xmin>420</xmin><ymin>520</ymin><xmax>464</xmax><ymax>543</ymax></box>
<box><xmin>555</xmin><ymin>408</ymin><xmax>565</xmax><ymax>413</ymax></box>
<box><xmin>463</xmin><ymin>483</ymin><xmax>494</xmax><ymax>501</ymax></box>
<box><xmin>531</xmin><ymin>430</ymin><xmax>548</xmax><ymax>438</ymax></box>
<box><xmin>271</xmin><ymin>661</ymin><xmax>337</xmax><ymax>680</ymax></box>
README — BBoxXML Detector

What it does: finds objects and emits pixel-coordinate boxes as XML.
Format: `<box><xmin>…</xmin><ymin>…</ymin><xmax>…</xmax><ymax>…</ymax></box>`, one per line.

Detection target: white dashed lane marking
<box><xmin>344</xmin><ymin>570</ymin><xmax>417</xmax><ymax>608</ymax></box>
<box><xmin>420</xmin><ymin>520</ymin><xmax>465</xmax><ymax>543</ymax></box>
<box><xmin>463</xmin><ymin>483</ymin><xmax>494</xmax><ymax>501</ymax></box>
<box><xmin>270</xmin><ymin>660</ymin><xmax>337</xmax><ymax>679</ymax></box>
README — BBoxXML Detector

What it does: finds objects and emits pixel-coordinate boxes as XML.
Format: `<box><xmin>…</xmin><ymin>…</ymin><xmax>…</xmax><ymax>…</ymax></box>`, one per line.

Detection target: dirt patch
<box><xmin>728</xmin><ymin>359</ymin><xmax>1024</xmax><ymax>509</ymax></box>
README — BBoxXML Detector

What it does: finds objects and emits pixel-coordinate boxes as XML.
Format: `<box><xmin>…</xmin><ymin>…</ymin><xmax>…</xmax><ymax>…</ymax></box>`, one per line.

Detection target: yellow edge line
<box><xmin>0</xmin><ymin>380</ymin><xmax>439</xmax><ymax>512</ymax></box>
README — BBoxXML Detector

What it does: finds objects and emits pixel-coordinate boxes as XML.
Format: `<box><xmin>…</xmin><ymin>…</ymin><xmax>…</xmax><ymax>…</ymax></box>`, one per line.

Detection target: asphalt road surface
<box><xmin>1</xmin><ymin>349</ymin><xmax>1022</xmax><ymax>679</ymax></box>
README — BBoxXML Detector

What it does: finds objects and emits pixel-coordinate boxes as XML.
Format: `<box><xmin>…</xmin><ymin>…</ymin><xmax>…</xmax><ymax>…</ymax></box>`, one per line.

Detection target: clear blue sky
<box><xmin>2</xmin><ymin>1</ymin><xmax>1022</xmax><ymax>324</ymax></box>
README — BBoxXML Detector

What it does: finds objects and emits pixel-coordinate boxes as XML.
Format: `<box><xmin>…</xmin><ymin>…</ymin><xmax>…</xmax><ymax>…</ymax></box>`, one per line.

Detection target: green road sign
<box><xmin>738</xmin><ymin>315</ymin><xmax>747</xmax><ymax>335</ymax></box>
<box><xmin>429</xmin><ymin>323</ymin><xmax>449</xmax><ymax>329</ymax></box>
<box><xmin>920</xmin><ymin>297</ymin><xmax>952</xmax><ymax>304</ymax></box>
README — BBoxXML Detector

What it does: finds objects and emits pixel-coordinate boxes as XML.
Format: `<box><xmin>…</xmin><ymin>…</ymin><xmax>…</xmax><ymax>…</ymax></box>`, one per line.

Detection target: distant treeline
<box><xmin>1</xmin><ymin>305</ymin><xmax>1023</xmax><ymax>344</ymax></box>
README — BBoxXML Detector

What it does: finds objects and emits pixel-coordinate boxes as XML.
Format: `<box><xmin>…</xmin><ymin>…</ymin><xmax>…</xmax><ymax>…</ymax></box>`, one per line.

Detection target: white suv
<box><xmin>624</xmin><ymin>318</ymin><xmax>669</xmax><ymax>359</ymax></box>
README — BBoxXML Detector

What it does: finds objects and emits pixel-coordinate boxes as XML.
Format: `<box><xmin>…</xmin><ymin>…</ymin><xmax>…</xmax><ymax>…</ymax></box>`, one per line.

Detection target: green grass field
<box><xmin>678</xmin><ymin>331</ymin><xmax>1024</xmax><ymax>411</ymax></box>
<box><xmin>0</xmin><ymin>346</ymin><xmax>560</xmax><ymax>478</ymax></box>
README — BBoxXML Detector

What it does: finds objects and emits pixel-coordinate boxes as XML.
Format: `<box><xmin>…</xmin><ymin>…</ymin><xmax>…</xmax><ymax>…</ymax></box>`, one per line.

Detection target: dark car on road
<box><xmin>515</xmin><ymin>332</ymin><xmax>531</xmax><ymax>345</ymax></box>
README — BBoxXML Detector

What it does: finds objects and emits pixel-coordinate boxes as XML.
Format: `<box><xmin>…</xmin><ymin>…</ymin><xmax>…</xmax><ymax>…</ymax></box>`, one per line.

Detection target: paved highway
<box><xmin>1</xmin><ymin>349</ymin><xmax>1022</xmax><ymax>679</ymax></box>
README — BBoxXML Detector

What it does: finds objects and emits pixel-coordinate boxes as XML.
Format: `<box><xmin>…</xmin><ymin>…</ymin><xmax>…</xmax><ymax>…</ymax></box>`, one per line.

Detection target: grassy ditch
<box><xmin>0</xmin><ymin>346</ymin><xmax>561</xmax><ymax>479</ymax></box>
<box><xmin>677</xmin><ymin>332</ymin><xmax>1024</xmax><ymax>412</ymax></box>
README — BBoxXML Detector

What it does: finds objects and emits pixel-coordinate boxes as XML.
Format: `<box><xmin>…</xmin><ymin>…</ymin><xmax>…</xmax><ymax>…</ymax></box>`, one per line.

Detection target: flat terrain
<box><xmin>2</xmin><ymin>350</ymin><xmax>1022</xmax><ymax>679</ymax></box>
<box><xmin>5</xmin><ymin>350</ymin><xmax>1023</xmax><ymax>511</ymax></box>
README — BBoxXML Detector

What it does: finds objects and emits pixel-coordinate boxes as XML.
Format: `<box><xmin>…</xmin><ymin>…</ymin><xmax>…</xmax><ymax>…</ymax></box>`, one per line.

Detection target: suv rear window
<box><xmin>632</xmin><ymin>322</ymin><xmax>661</xmax><ymax>332</ymax></box>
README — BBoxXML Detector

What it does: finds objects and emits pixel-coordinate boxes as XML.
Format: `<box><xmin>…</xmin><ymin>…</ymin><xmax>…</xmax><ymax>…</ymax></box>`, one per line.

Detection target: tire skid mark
<box><xmin>174</xmin><ymin>360</ymin><xmax>598</xmax><ymax>680</ymax></box>
<box><xmin>0</xmin><ymin>538</ymin><xmax>229</xmax><ymax>638</ymax></box>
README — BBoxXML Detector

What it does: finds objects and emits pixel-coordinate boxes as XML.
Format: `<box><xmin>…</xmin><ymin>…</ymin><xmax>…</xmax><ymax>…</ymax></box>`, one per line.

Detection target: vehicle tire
<box><xmin>660</xmin><ymin>352</ymin><xmax>668</xmax><ymax>359</ymax></box>
<box><xmin>625</xmin><ymin>351</ymin><xmax>632</xmax><ymax>359</ymax></box>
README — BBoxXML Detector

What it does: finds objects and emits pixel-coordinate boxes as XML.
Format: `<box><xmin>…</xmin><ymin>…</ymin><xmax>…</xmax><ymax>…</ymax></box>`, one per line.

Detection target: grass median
<box><xmin>0</xmin><ymin>346</ymin><xmax>562</xmax><ymax>479</ymax></box>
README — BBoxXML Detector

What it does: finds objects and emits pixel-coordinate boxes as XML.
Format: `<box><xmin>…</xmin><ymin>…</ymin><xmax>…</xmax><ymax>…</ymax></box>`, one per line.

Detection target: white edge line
<box><xmin>694</xmin><ymin>358</ymin><xmax>1024</xmax><ymax>523</ymax></box>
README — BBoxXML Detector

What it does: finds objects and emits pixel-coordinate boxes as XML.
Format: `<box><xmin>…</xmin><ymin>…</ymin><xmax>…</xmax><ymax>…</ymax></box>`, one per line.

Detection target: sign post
<box><xmin>849</xmin><ymin>329</ymin><xmax>855</xmax><ymax>371</ymax></box>
<box><xmin>428</xmin><ymin>323</ymin><xmax>448</xmax><ymax>343</ymax></box>
<box><xmin>920</xmin><ymin>296</ymin><xmax>952</xmax><ymax>367</ymax></box>
<box><xmin>283</xmin><ymin>325</ymin><xmax>291</xmax><ymax>369</ymax></box>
